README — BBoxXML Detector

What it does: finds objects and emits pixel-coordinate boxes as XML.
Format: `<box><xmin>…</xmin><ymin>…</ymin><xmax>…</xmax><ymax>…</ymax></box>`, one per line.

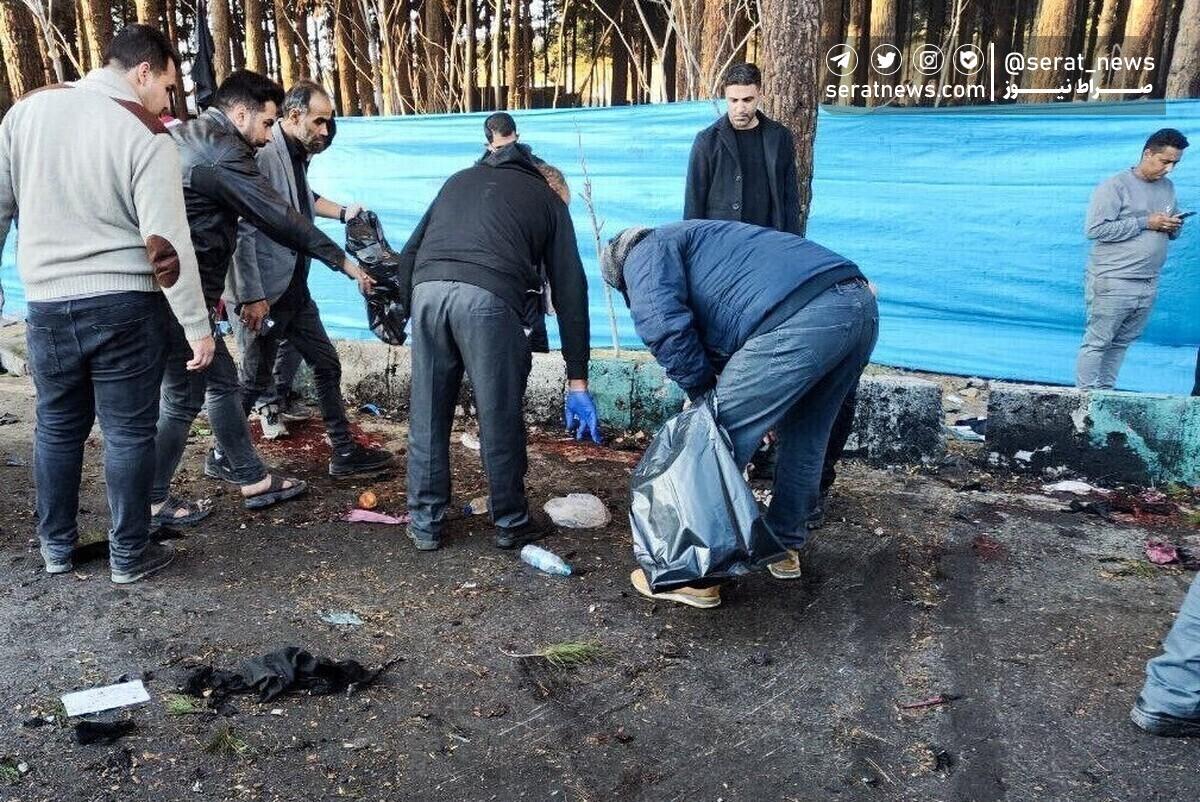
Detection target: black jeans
<box><xmin>25</xmin><ymin>291</ymin><xmax>168</xmax><ymax>572</ymax></box>
<box><xmin>407</xmin><ymin>281</ymin><xmax>532</xmax><ymax>539</ymax></box>
<box><xmin>152</xmin><ymin>317</ymin><xmax>267</xmax><ymax>501</ymax></box>
<box><xmin>233</xmin><ymin>296</ymin><xmax>352</xmax><ymax>448</ymax></box>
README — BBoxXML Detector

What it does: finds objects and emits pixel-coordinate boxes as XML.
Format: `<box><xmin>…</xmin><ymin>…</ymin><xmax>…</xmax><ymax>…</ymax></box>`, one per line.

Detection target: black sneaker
<box><xmin>204</xmin><ymin>448</ymin><xmax>238</xmax><ymax>484</ymax></box>
<box><xmin>1130</xmin><ymin>696</ymin><xmax>1200</xmax><ymax>737</ymax></box>
<box><xmin>329</xmin><ymin>443</ymin><xmax>396</xmax><ymax>477</ymax></box>
<box><xmin>493</xmin><ymin>511</ymin><xmax>553</xmax><ymax>550</ymax></box>
<box><xmin>111</xmin><ymin>541</ymin><xmax>176</xmax><ymax>584</ymax></box>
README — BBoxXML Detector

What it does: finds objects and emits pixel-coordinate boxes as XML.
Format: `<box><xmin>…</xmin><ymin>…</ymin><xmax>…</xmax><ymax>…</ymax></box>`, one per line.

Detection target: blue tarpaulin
<box><xmin>2</xmin><ymin>99</ymin><xmax>1197</xmax><ymax>392</ymax></box>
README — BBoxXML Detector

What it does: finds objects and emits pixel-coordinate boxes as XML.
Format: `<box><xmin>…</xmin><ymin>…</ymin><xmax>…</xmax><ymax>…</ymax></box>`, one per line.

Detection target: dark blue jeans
<box><xmin>715</xmin><ymin>279</ymin><xmax>879</xmax><ymax>547</ymax></box>
<box><xmin>25</xmin><ymin>291</ymin><xmax>169</xmax><ymax>572</ymax></box>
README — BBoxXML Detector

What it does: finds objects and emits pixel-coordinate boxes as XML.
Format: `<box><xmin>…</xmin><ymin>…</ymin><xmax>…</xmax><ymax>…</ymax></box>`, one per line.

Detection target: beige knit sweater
<box><xmin>0</xmin><ymin>68</ymin><xmax>209</xmax><ymax>341</ymax></box>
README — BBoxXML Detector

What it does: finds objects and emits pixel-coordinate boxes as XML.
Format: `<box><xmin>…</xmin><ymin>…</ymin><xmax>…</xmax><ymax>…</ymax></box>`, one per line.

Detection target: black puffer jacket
<box><xmin>171</xmin><ymin>108</ymin><xmax>346</xmax><ymax>304</ymax></box>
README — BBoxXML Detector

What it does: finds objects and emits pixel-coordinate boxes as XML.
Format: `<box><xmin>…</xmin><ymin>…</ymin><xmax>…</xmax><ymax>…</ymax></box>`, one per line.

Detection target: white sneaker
<box><xmin>255</xmin><ymin>403</ymin><xmax>289</xmax><ymax>440</ymax></box>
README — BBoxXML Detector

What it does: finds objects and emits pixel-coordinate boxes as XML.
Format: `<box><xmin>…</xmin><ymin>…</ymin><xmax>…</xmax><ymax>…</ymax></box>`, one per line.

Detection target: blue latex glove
<box><xmin>564</xmin><ymin>390</ymin><xmax>602</xmax><ymax>443</ymax></box>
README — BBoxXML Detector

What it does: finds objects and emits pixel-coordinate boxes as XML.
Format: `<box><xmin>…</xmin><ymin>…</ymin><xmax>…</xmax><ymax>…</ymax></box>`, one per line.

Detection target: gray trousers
<box><xmin>407</xmin><ymin>280</ymin><xmax>532</xmax><ymax>539</ymax></box>
<box><xmin>1075</xmin><ymin>274</ymin><xmax>1158</xmax><ymax>390</ymax></box>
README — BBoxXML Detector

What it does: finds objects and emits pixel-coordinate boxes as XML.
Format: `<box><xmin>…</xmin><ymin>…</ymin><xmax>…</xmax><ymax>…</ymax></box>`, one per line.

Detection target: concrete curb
<box><xmin>988</xmin><ymin>382</ymin><xmax>1200</xmax><ymax>485</ymax></box>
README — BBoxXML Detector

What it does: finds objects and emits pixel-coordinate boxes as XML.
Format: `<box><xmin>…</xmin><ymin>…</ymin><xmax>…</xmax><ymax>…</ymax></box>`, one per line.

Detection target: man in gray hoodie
<box><xmin>0</xmin><ymin>24</ymin><xmax>212</xmax><ymax>584</ymax></box>
<box><xmin>1076</xmin><ymin>128</ymin><xmax>1188</xmax><ymax>389</ymax></box>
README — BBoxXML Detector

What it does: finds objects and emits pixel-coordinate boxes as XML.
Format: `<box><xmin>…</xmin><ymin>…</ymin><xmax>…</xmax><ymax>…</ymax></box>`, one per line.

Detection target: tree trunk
<box><xmin>135</xmin><ymin>0</ymin><xmax>164</xmax><ymax>25</ymax></box>
<box><xmin>394</xmin><ymin>6</ymin><xmax>414</xmax><ymax>111</ymax></box>
<box><xmin>0</xmin><ymin>0</ymin><xmax>48</xmax><ymax>95</ymax></box>
<box><xmin>1166</xmin><ymin>0</ymin><xmax>1200</xmax><ymax>96</ymax></box>
<box><xmin>699</xmin><ymin>0</ymin><xmax>731</xmax><ymax>96</ymax></box>
<box><xmin>505</xmin><ymin>0</ymin><xmax>521</xmax><ymax>107</ymax></box>
<box><xmin>210</xmin><ymin>0</ymin><xmax>232</xmax><ymax>82</ymax></box>
<box><xmin>463</xmin><ymin>0</ymin><xmax>476</xmax><ymax>110</ymax></box>
<box><xmin>335</xmin><ymin>0</ymin><xmax>360</xmax><ymax>113</ymax></box>
<box><xmin>819</xmin><ymin>0</ymin><xmax>844</xmax><ymax>60</ymax></box>
<box><xmin>80</xmin><ymin>0</ymin><xmax>114</xmax><ymax>73</ymax></box>
<box><xmin>866</xmin><ymin>0</ymin><xmax>897</xmax><ymax>103</ymax></box>
<box><xmin>839</xmin><ymin>0</ymin><xmax>867</xmax><ymax>96</ymax></box>
<box><xmin>1023</xmin><ymin>0</ymin><xmax>1078</xmax><ymax>96</ymax></box>
<box><xmin>1120</xmin><ymin>0</ymin><xmax>1168</xmax><ymax>89</ymax></box>
<box><xmin>0</xmin><ymin>37</ymin><xmax>12</xmax><ymax>114</ymax></box>
<box><xmin>759</xmin><ymin>0</ymin><xmax>819</xmax><ymax>234</ymax></box>
<box><xmin>351</xmin><ymin>2</ymin><xmax>377</xmax><ymax>112</ymax></box>
<box><xmin>230</xmin><ymin>3</ymin><xmax>246</xmax><ymax>71</ymax></box>
<box><xmin>165</xmin><ymin>0</ymin><xmax>188</xmax><ymax>116</ymax></box>
<box><xmin>244</xmin><ymin>0</ymin><xmax>268</xmax><ymax>74</ymax></box>
<box><xmin>492</xmin><ymin>0</ymin><xmax>504</xmax><ymax>107</ymax></box>
<box><xmin>274</xmin><ymin>0</ymin><xmax>302</xmax><ymax>84</ymax></box>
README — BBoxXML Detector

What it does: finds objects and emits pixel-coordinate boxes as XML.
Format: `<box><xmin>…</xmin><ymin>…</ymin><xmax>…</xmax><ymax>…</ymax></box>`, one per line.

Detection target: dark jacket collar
<box><xmin>202</xmin><ymin>106</ymin><xmax>254</xmax><ymax>152</ymax></box>
<box><xmin>477</xmin><ymin>142</ymin><xmax>543</xmax><ymax>179</ymax></box>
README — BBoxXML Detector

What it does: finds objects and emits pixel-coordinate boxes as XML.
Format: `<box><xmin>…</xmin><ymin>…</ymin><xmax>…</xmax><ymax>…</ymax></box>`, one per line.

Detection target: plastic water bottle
<box><xmin>520</xmin><ymin>544</ymin><xmax>572</xmax><ymax>576</ymax></box>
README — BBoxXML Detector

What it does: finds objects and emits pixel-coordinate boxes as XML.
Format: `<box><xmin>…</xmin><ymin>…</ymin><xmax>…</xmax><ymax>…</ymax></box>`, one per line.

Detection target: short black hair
<box><xmin>282</xmin><ymin>80</ymin><xmax>332</xmax><ymax>116</ymax></box>
<box><xmin>1144</xmin><ymin>128</ymin><xmax>1190</xmax><ymax>153</ymax></box>
<box><xmin>213</xmin><ymin>70</ymin><xmax>285</xmax><ymax>114</ymax></box>
<box><xmin>104</xmin><ymin>23</ymin><xmax>181</xmax><ymax>73</ymax></box>
<box><xmin>485</xmin><ymin>111</ymin><xmax>517</xmax><ymax>143</ymax></box>
<box><xmin>722</xmin><ymin>63</ymin><xmax>762</xmax><ymax>91</ymax></box>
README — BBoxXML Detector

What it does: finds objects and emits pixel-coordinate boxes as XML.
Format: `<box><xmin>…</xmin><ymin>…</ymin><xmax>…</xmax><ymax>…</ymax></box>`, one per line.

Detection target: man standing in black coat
<box><xmin>683</xmin><ymin>62</ymin><xmax>801</xmax><ymax>235</ymax></box>
<box><xmin>400</xmin><ymin>143</ymin><xmax>601</xmax><ymax>552</ymax></box>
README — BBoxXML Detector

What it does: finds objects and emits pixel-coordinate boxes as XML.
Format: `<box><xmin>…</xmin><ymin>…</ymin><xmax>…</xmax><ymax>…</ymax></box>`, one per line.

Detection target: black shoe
<box><xmin>1130</xmin><ymin>696</ymin><xmax>1200</xmax><ymax>737</ymax></box>
<box><xmin>329</xmin><ymin>443</ymin><xmax>397</xmax><ymax>477</ymax></box>
<box><xmin>111</xmin><ymin>542</ymin><xmax>176</xmax><ymax>584</ymax></box>
<box><xmin>204</xmin><ymin>448</ymin><xmax>238</xmax><ymax>484</ymax></box>
<box><xmin>749</xmin><ymin>441</ymin><xmax>778</xmax><ymax>481</ymax></box>
<box><xmin>493</xmin><ymin>511</ymin><xmax>553</xmax><ymax>550</ymax></box>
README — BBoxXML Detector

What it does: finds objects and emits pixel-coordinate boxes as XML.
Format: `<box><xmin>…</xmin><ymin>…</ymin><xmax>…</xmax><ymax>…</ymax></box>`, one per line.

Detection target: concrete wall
<box><xmin>988</xmin><ymin>383</ymin><xmax>1200</xmax><ymax>485</ymax></box>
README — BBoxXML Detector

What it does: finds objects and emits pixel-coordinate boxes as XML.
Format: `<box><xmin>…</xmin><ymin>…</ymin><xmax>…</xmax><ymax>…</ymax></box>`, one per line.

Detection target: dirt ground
<box><xmin>0</xmin><ymin>371</ymin><xmax>1197</xmax><ymax>802</ymax></box>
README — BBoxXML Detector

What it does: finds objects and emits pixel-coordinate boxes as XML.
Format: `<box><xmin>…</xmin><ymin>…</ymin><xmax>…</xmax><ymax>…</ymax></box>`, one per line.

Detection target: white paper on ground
<box><xmin>61</xmin><ymin>680</ymin><xmax>150</xmax><ymax>717</ymax></box>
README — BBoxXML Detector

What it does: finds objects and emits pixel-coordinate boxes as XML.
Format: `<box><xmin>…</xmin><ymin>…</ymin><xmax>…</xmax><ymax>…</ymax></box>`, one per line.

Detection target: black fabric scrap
<box><xmin>182</xmin><ymin>647</ymin><xmax>397</xmax><ymax>704</ymax></box>
<box><xmin>74</xmin><ymin>719</ymin><xmax>137</xmax><ymax>745</ymax></box>
<box><xmin>1066</xmin><ymin>499</ymin><xmax>1113</xmax><ymax>520</ymax></box>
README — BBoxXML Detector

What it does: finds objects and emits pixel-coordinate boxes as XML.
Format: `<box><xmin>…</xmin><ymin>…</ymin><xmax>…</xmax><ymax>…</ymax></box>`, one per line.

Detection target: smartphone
<box><xmin>1177</xmin><ymin>210</ymin><xmax>1196</xmax><ymax>220</ymax></box>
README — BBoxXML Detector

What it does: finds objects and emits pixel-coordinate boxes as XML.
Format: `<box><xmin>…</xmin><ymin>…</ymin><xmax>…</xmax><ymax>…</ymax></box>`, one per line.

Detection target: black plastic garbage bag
<box><xmin>630</xmin><ymin>399</ymin><xmax>787</xmax><ymax>592</ymax></box>
<box><xmin>345</xmin><ymin>211</ymin><xmax>409</xmax><ymax>346</ymax></box>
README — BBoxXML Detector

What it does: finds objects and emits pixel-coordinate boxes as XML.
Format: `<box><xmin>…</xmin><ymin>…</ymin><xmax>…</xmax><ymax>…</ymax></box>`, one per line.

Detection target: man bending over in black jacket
<box><xmin>400</xmin><ymin>144</ymin><xmax>601</xmax><ymax>552</ymax></box>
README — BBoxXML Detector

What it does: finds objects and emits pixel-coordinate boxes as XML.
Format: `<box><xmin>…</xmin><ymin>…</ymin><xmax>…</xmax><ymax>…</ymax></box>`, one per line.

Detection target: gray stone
<box><xmin>844</xmin><ymin>375</ymin><xmax>946</xmax><ymax>465</ymax></box>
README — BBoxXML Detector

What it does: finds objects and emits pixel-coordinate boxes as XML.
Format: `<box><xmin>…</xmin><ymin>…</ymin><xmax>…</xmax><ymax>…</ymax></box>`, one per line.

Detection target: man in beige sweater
<box><xmin>0</xmin><ymin>24</ymin><xmax>212</xmax><ymax>584</ymax></box>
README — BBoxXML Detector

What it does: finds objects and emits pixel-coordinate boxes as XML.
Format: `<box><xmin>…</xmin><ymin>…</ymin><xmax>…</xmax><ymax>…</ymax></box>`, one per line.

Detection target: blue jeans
<box><xmin>25</xmin><ymin>291</ymin><xmax>169</xmax><ymax>572</ymax></box>
<box><xmin>1140</xmin><ymin>573</ymin><xmax>1200</xmax><ymax>718</ymax></box>
<box><xmin>715</xmin><ymin>279</ymin><xmax>879</xmax><ymax>548</ymax></box>
<box><xmin>152</xmin><ymin>317</ymin><xmax>267</xmax><ymax>502</ymax></box>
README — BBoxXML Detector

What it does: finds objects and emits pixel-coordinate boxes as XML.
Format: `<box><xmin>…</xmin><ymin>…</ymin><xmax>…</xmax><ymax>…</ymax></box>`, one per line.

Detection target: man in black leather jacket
<box><xmin>150</xmin><ymin>70</ymin><xmax>378</xmax><ymax>525</ymax></box>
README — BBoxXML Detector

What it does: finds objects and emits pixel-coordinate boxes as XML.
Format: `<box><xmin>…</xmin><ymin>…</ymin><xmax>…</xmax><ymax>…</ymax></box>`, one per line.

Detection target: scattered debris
<box><xmin>462</xmin><ymin>495</ymin><xmax>489</xmax><ymax>516</ymax></box>
<box><xmin>204</xmin><ymin>724</ymin><xmax>251</xmax><ymax>759</ymax></box>
<box><xmin>0</xmin><ymin>757</ymin><xmax>28</xmax><ymax>783</ymax></box>
<box><xmin>61</xmin><ymin>680</ymin><xmax>150</xmax><ymax>718</ymax></box>
<box><xmin>343</xmin><ymin>508</ymin><xmax>408</xmax><ymax>525</ymax></box>
<box><xmin>0</xmin><ymin>413</ymin><xmax>18</xmax><ymax>426</ymax></box>
<box><xmin>543</xmin><ymin>494</ymin><xmax>610</xmax><ymax>529</ymax></box>
<box><xmin>342</xmin><ymin>738</ymin><xmax>372</xmax><ymax>751</ymax></box>
<box><xmin>1065</xmin><ymin>499</ymin><xmax>1113</xmax><ymax>520</ymax></box>
<box><xmin>1043</xmin><ymin>480</ymin><xmax>1109</xmax><ymax>495</ymax></box>
<box><xmin>73</xmin><ymin>719</ymin><xmax>136</xmax><ymax>746</ymax></box>
<box><xmin>954</xmin><ymin>416</ymin><xmax>987</xmax><ymax>435</ymax></box>
<box><xmin>747</xmin><ymin>650</ymin><xmax>773</xmax><ymax>667</ymax></box>
<box><xmin>946</xmin><ymin>425</ymin><xmax>985</xmax><ymax>442</ymax></box>
<box><xmin>943</xmin><ymin>394</ymin><xmax>964</xmax><ymax>412</ymax></box>
<box><xmin>972</xmin><ymin>534</ymin><xmax>1005</xmax><ymax>561</ymax></box>
<box><xmin>1099</xmin><ymin>557</ymin><xmax>1159</xmax><ymax>579</ymax></box>
<box><xmin>459</xmin><ymin>431</ymin><xmax>481</xmax><ymax>451</ymax></box>
<box><xmin>502</xmin><ymin>641</ymin><xmax>604</xmax><ymax>668</ymax></box>
<box><xmin>1146</xmin><ymin>541</ymin><xmax>1179</xmax><ymax>565</ymax></box>
<box><xmin>182</xmin><ymin>647</ymin><xmax>398</xmax><ymax>704</ymax></box>
<box><xmin>471</xmin><ymin>703</ymin><xmax>510</xmax><ymax>718</ymax></box>
<box><xmin>21</xmin><ymin>716</ymin><xmax>53</xmax><ymax>729</ymax></box>
<box><xmin>320</xmin><ymin>611</ymin><xmax>364</xmax><ymax>627</ymax></box>
<box><xmin>520</xmin><ymin>544</ymin><xmax>573</xmax><ymax>576</ymax></box>
<box><xmin>163</xmin><ymin>694</ymin><xmax>202</xmax><ymax>716</ymax></box>
<box><xmin>357</xmin><ymin>490</ymin><xmax>378</xmax><ymax>510</ymax></box>
<box><xmin>3</xmin><ymin>455</ymin><xmax>25</xmax><ymax>467</ymax></box>
<box><xmin>899</xmin><ymin>693</ymin><xmax>961</xmax><ymax>710</ymax></box>
<box><xmin>358</xmin><ymin>403</ymin><xmax>383</xmax><ymax>417</ymax></box>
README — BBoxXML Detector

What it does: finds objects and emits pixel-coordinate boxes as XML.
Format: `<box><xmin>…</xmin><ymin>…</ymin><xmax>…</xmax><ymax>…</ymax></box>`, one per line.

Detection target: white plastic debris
<box><xmin>1042</xmin><ymin>480</ymin><xmax>1109</xmax><ymax>496</ymax></box>
<box><xmin>947</xmin><ymin>425</ymin><xmax>985</xmax><ymax>442</ymax></box>
<box><xmin>1014</xmin><ymin>450</ymin><xmax>1034</xmax><ymax>463</ymax></box>
<box><xmin>61</xmin><ymin>680</ymin><xmax>150</xmax><ymax>717</ymax></box>
<box><xmin>459</xmin><ymin>431</ymin><xmax>481</xmax><ymax>451</ymax></box>
<box><xmin>319</xmin><ymin>610</ymin><xmax>364</xmax><ymax>627</ymax></box>
<box><xmin>543</xmin><ymin>493</ymin><xmax>611</xmax><ymax>529</ymax></box>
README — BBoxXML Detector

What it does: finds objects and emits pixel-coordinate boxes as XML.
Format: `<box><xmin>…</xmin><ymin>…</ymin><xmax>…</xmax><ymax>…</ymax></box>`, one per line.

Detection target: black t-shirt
<box><xmin>734</xmin><ymin>125</ymin><xmax>773</xmax><ymax>228</ymax></box>
<box><xmin>274</xmin><ymin>133</ymin><xmax>316</xmax><ymax>310</ymax></box>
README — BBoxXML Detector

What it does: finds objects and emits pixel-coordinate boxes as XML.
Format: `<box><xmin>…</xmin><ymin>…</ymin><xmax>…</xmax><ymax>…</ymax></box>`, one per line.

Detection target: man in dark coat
<box><xmin>400</xmin><ymin>143</ymin><xmax>601</xmax><ymax>552</ymax></box>
<box><xmin>602</xmin><ymin>221</ymin><xmax>878</xmax><ymax>609</ymax></box>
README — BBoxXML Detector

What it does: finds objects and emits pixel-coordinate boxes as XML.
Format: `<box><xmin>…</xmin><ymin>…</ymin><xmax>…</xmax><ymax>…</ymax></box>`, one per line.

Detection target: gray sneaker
<box><xmin>280</xmin><ymin>395</ymin><xmax>313</xmax><ymax>422</ymax></box>
<box><xmin>111</xmin><ymin>542</ymin><xmax>176</xmax><ymax>585</ymax></box>
<box><xmin>43</xmin><ymin>556</ymin><xmax>73</xmax><ymax>575</ymax></box>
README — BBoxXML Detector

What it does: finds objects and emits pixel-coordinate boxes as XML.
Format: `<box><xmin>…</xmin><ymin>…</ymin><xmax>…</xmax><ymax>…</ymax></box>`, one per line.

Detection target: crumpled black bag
<box><xmin>630</xmin><ymin>399</ymin><xmax>787</xmax><ymax>592</ymax></box>
<box><xmin>182</xmin><ymin>647</ymin><xmax>394</xmax><ymax>704</ymax></box>
<box><xmin>346</xmin><ymin>211</ymin><xmax>409</xmax><ymax>346</ymax></box>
